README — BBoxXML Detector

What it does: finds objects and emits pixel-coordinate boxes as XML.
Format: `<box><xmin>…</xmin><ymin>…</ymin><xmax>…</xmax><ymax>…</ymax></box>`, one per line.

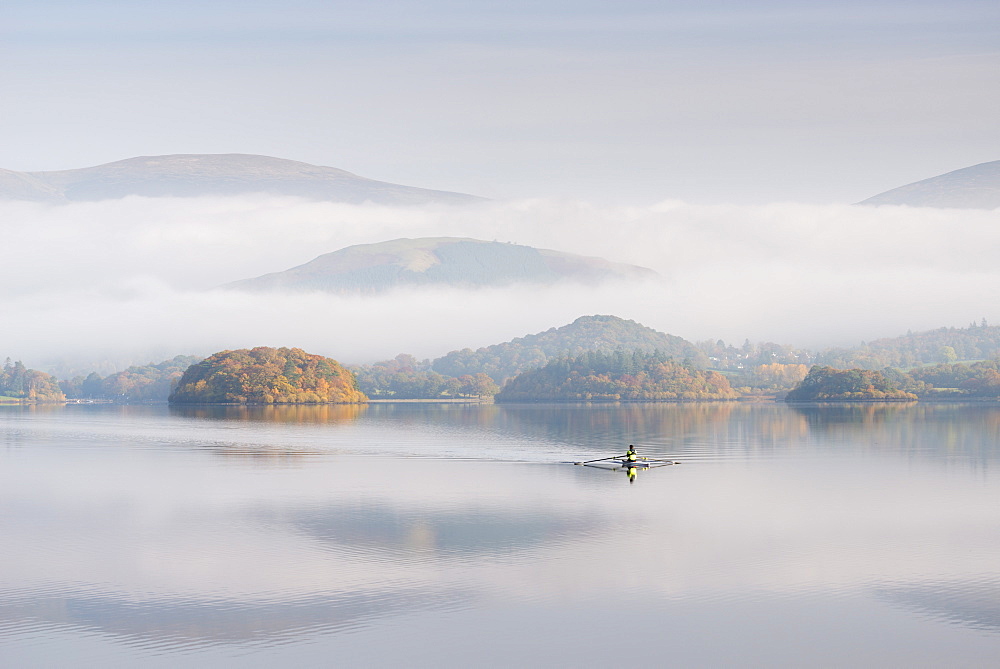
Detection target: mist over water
<box><xmin>2</xmin><ymin>195</ymin><xmax>998</xmax><ymax>371</ymax></box>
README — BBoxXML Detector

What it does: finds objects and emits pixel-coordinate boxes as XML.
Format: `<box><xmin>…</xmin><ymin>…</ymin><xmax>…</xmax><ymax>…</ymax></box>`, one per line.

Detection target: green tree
<box><xmin>496</xmin><ymin>350</ymin><xmax>736</xmax><ymax>402</ymax></box>
<box><xmin>785</xmin><ymin>366</ymin><xmax>916</xmax><ymax>401</ymax></box>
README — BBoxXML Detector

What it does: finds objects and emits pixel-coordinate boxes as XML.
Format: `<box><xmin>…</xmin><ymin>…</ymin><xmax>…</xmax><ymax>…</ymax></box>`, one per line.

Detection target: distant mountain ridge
<box><xmin>223</xmin><ymin>237</ymin><xmax>658</xmax><ymax>294</ymax></box>
<box><xmin>0</xmin><ymin>154</ymin><xmax>483</xmax><ymax>205</ymax></box>
<box><xmin>859</xmin><ymin>160</ymin><xmax>1000</xmax><ymax>209</ymax></box>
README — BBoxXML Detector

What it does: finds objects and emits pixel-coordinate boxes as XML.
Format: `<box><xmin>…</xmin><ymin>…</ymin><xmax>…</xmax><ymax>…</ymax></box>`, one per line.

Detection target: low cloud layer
<box><xmin>2</xmin><ymin>196</ymin><xmax>998</xmax><ymax>374</ymax></box>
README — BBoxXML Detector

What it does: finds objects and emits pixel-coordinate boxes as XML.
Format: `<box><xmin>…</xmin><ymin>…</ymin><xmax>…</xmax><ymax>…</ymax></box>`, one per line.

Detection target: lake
<box><xmin>2</xmin><ymin>402</ymin><xmax>1000</xmax><ymax>667</ymax></box>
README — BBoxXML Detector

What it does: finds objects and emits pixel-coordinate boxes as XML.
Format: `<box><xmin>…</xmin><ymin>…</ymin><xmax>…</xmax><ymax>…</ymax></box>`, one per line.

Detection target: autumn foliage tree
<box><xmin>733</xmin><ymin>363</ymin><xmax>810</xmax><ymax>394</ymax></box>
<box><xmin>456</xmin><ymin>373</ymin><xmax>500</xmax><ymax>398</ymax></box>
<box><xmin>169</xmin><ymin>347</ymin><xmax>367</xmax><ymax>404</ymax></box>
<box><xmin>1</xmin><ymin>358</ymin><xmax>65</xmax><ymax>402</ymax></box>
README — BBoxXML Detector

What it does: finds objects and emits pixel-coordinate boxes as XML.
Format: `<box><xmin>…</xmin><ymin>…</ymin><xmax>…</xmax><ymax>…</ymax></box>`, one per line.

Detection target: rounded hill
<box><xmin>223</xmin><ymin>237</ymin><xmax>657</xmax><ymax>294</ymax></box>
<box><xmin>169</xmin><ymin>347</ymin><xmax>367</xmax><ymax>404</ymax></box>
<box><xmin>433</xmin><ymin>314</ymin><xmax>704</xmax><ymax>383</ymax></box>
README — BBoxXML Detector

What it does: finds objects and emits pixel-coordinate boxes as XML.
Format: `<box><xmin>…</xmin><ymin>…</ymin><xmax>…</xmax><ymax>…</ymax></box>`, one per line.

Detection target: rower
<box><xmin>625</xmin><ymin>444</ymin><xmax>637</xmax><ymax>463</ymax></box>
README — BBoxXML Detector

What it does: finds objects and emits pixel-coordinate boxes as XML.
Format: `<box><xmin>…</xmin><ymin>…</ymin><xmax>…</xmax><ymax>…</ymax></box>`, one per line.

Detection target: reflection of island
<box><xmin>791</xmin><ymin>403</ymin><xmax>1000</xmax><ymax>464</ymax></box>
<box><xmin>167</xmin><ymin>404</ymin><xmax>368</xmax><ymax>463</ymax></box>
<box><xmin>169</xmin><ymin>403</ymin><xmax>366</xmax><ymax>424</ymax></box>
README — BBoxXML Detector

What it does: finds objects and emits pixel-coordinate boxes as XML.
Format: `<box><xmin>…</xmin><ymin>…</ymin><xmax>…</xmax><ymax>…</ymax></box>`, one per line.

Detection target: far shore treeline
<box><xmin>4</xmin><ymin>316</ymin><xmax>1000</xmax><ymax>405</ymax></box>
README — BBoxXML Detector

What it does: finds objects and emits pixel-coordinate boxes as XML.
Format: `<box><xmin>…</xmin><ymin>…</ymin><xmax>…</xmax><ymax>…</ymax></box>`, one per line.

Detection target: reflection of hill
<box><xmin>0</xmin><ymin>587</ymin><xmax>469</xmax><ymax>647</ymax></box>
<box><xmin>0</xmin><ymin>497</ymin><xmax>600</xmax><ymax>647</ymax></box>
<box><xmin>290</xmin><ymin>502</ymin><xmax>595</xmax><ymax>559</ymax></box>
<box><xmin>358</xmin><ymin>402</ymin><xmax>815</xmax><ymax>459</ymax></box>
<box><xmin>493</xmin><ymin>403</ymin><xmax>810</xmax><ymax>457</ymax></box>
<box><xmin>876</xmin><ymin>578</ymin><xmax>1000</xmax><ymax>632</ymax></box>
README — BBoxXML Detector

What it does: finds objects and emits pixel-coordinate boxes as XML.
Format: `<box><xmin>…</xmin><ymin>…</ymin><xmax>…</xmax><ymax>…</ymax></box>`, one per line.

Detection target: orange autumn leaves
<box><xmin>170</xmin><ymin>347</ymin><xmax>366</xmax><ymax>404</ymax></box>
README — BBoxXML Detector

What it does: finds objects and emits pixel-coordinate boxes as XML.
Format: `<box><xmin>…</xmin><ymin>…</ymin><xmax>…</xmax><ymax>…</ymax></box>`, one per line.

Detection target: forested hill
<box><xmin>224</xmin><ymin>238</ymin><xmax>657</xmax><ymax>294</ymax></box>
<box><xmin>816</xmin><ymin>321</ymin><xmax>1000</xmax><ymax>369</ymax></box>
<box><xmin>431</xmin><ymin>315</ymin><xmax>705</xmax><ymax>383</ymax></box>
<box><xmin>496</xmin><ymin>350</ymin><xmax>736</xmax><ymax>402</ymax></box>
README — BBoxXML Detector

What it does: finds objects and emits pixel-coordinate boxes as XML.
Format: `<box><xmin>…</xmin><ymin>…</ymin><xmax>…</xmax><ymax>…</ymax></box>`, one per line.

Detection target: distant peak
<box><xmin>223</xmin><ymin>238</ymin><xmax>658</xmax><ymax>294</ymax></box>
<box><xmin>1</xmin><ymin>154</ymin><xmax>484</xmax><ymax>205</ymax></box>
<box><xmin>859</xmin><ymin>160</ymin><xmax>1000</xmax><ymax>209</ymax></box>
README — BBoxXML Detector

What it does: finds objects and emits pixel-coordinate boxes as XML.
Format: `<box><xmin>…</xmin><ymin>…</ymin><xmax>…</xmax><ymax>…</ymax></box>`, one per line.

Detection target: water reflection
<box><xmin>398</xmin><ymin>401</ymin><xmax>1000</xmax><ymax>464</ymax></box>
<box><xmin>4</xmin><ymin>403</ymin><xmax>1000</xmax><ymax>665</ymax></box>
<box><xmin>289</xmin><ymin>502</ymin><xmax>596</xmax><ymax>559</ymax></box>
<box><xmin>169</xmin><ymin>403</ymin><xmax>367</xmax><ymax>424</ymax></box>
<box><xmin>876</xmin><ymin>578</ymin><xmax>1000</xmax><ymax>633</ymax></box>
<box><xmin>577</xmin><ymin>459</ymin><xmax>678</xmax><ymax>485</ymax></box>
<box><xmin>0</xmin><ymin>587</ymin><xmax>470</xmax><ymax>648</ymax></box>
<box><xmin>791</xmin><ymin>402</ymin><xmax>1000</xmax><ymax>463</ymax></box>
<box><xmin>356</xmin><ymin>402</ymin><xmax>815</xmax><ymax>461</ymax></box>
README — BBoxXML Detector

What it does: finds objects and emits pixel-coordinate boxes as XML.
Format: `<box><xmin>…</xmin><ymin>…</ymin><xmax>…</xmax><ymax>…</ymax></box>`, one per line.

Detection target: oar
<box><xmin>574</xmin><ymin>455</ymin><xmax>625</xmax><ymax>465</ymax></box>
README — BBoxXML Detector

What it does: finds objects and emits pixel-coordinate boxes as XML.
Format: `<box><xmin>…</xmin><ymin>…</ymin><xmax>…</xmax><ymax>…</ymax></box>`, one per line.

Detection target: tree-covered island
<box><xmin>784</xmin><ymin>366</ymin><xmax>918</xmax><ymax>401</ymax></box>
<box><xmin>169</xmin><ymin>347</ymin><xmax>366</xmax><ymax>404</ymax></box>
<box><xmin>495</xmin><ymin>350</ymin><xmax>737</xmax><ymax>402</ymax></box>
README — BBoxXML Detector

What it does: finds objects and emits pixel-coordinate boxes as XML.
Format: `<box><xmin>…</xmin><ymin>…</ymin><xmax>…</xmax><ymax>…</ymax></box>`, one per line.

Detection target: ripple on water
<box><xmin>0</xmin><ymin>585</ymin><xmax>474</xmax><ymax>654</ymax></box>
<box><xmin>875</xmin><ymin>576</ymin><xmax>1000</xmax><ymax>633</ymax></box>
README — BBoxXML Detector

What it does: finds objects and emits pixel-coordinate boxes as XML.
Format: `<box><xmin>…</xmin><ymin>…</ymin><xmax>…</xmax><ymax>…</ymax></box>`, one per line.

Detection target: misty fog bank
<box><xmin>2</xmin><ymin>195</ymin><xmax>998</xmax><ymax>374</ymax></box>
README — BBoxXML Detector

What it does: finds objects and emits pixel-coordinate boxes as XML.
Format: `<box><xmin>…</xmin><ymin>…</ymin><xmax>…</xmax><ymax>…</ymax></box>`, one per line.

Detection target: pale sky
<box><xmin>3</xmin><ymin>0</ymin><xmax>999</xmax><ymax>203</ymax></box>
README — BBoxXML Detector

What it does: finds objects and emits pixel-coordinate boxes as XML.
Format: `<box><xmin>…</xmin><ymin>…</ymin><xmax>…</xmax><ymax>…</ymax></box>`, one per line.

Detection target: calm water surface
<box><xmin>2</xmin><ymin>402</ymin><xmax>1000</xmax><ymax>667</ymax></box>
